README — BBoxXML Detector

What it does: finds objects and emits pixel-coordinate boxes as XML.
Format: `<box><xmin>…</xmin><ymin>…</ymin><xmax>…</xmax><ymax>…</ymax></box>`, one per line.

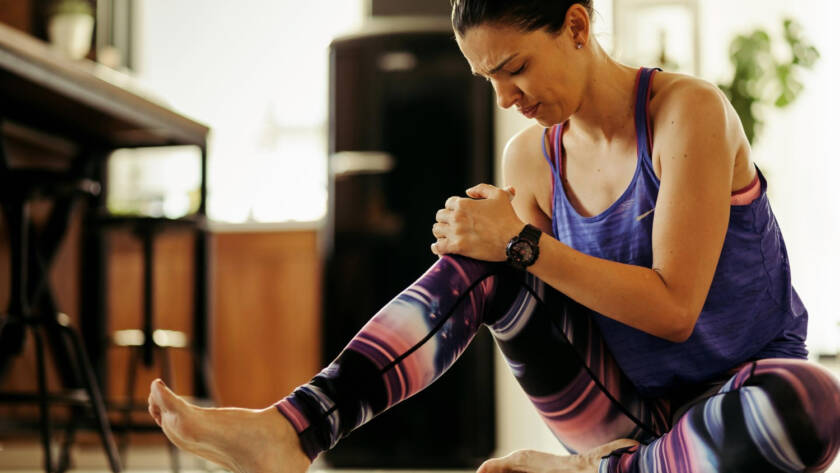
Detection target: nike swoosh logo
<box><xmin>635</xmin><ymin>209</ymin><xmax>655</xmax><ymax>221</ymax></box>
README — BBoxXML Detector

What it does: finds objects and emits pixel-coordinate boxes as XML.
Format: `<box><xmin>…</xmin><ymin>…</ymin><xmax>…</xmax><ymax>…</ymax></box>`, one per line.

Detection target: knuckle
<box><xmin>450</xmin><ymin>239</ymin><xmax>462</xmax><ymax>252</ymax></box>
<box><xmin>512</xmin><ymin>449</ymin><xmax>530</xmax><ymax>462</ymax></box>
<box><xmin>476</xmin><ymin>459</ymin><xmax>495</xmax><ymax>473</ymax></box>
<box><xmin>451</xmin><ymin>224</ymin><xmax>465</xmax><ymax>238</ymax></box>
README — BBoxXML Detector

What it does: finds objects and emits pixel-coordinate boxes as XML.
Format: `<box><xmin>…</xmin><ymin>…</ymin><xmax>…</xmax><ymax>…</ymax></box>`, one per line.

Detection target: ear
<box><xmin>563</xmin><ymin>3</ymin><xmax>591</xmax><ymax>49</ymax></box>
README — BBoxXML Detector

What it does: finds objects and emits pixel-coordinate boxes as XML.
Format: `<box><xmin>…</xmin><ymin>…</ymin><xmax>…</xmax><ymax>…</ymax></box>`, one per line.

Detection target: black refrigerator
<box><xmin>322</xmin><ymin>22</ymin><xmax>497</xmax><ymax>468</ymax></box>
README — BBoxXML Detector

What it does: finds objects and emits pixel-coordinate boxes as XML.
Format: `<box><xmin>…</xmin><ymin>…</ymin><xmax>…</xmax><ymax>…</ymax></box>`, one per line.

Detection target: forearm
<box><xmin>528</xmin><ymin>236</ymin><xmax>693</xmax><ymax>342</ymax></box>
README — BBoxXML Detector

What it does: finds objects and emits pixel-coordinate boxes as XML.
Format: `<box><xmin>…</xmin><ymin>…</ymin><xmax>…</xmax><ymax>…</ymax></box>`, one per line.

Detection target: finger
<box><xmin>445</xmin><ymin>196</ymin><xmax>461</xmax><ymax>210</ymax></box>
<box><xmin>476</xmin><ymin>457</ymin><xmax>509</xmax><ymax>473</ymax></box>
<box><xmin>435</xmin><ymin>208</ymin><xmax>452</xmax><ymax>223</ymax></box>
<box><xmin>584</xmin><ymin>438</ymin><xmax>641</xmax><ymax>459</ymax></box>
<box><xmin>467</xmin><ymin>183</ymin><xmax>509</xmax><ymax>200</ymax></box>
<box><xmin>503</xmin><ymin>185</ymin><xmax>516</xmax><ymax>198</ymax></box>
<box><xmin>465</xmin><ymin>183</ymin><xmax>498</xmax><ymax>199</ymax></box>
<box><xmin>432</xmin><ymin>222</ymin><xmax>448</xmax><ymax>238</ymax></box>
<box><xmin>433</xmin><ymin>237</ymin><xmax>456</xmax><ymax>255</ymax></box>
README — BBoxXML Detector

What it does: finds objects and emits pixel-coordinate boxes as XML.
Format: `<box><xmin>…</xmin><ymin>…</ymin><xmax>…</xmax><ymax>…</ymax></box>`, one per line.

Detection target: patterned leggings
<box><xmin>276</xmin><ymin>255</ymin><xmax>840</xmax><ymax>472</ymax></box>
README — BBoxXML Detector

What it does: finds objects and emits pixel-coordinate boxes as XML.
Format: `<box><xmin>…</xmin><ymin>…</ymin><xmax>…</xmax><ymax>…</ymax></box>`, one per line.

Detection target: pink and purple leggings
<box><xmin>276</xmin><ymin>255</ymin><xmax>840</xmax><ymax>472</ymax></box>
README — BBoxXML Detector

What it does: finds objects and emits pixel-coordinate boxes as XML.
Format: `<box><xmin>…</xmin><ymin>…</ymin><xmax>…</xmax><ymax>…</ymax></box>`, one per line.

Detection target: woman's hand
<box><xmin>431</xmin><ymin>183</ymin><xmax>524</xmax><ymax>261</ymax></box>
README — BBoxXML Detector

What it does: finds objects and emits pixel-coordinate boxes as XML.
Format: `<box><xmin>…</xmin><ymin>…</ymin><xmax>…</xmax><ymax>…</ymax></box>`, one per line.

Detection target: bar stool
<box><xmin>0</xmin><ymin>139</ymin><xmax>122</xmax><ymax>472</ymax></box>
<box><xmin>98</xmin><ymin>215</ymin><xmax>203</xmax><ymax>473</ymax></box>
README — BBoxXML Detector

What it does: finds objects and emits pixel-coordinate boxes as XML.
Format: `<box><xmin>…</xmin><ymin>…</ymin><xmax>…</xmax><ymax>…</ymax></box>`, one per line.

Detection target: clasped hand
<box><xmin>431</xmin><ymin>183</ymin><xmax>524</xmax><ymax>261</ymax></box>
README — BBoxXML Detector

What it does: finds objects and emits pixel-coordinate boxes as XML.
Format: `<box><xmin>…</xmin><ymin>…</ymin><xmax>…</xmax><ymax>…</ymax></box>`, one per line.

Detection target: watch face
<box><xmin>510</xmin><ymin>240</ymin><xmax>535</xmax><ymax>263</ymax></box>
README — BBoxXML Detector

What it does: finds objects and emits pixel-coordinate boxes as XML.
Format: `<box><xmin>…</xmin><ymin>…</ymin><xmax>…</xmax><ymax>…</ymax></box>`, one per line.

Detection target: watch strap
<box><xmin>519</xmin><ymin>223</ymin><xmax>541</xmax><ymax>245</ymax></box>
<box><xmin>505</xmin><ymin>224</ymin><xmax>542</xmax><ymax>268</ymax></box>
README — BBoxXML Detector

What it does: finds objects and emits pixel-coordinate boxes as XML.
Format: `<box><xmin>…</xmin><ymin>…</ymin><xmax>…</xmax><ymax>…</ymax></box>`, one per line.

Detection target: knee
<box><xmin>749</xmin><ymin>359</ymin><xmax>840</xmax><ymax>469</ymax></box>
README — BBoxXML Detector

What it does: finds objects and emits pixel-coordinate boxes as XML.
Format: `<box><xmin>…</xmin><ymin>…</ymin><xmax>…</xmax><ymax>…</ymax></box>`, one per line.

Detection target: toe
<box><xmin>147</xmin><ymin>386</ymin><xmax>163</xmax><ymax>425</ymax></box>
<box><xmin>148</xmin><ymin>400</ymin><xmax>162</xmax><ymax>426</ymax></box>
<box><xmin>151</xmin><ymin>378</ymin><xmax>182</xmax><ymax>413</ymax></box>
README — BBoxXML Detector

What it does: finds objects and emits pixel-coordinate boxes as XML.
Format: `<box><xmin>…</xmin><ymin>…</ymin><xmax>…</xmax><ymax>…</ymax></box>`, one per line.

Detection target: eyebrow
<box><xmin>473</xmin><ymin>53</ymin><xmax>519</xmax><ymax>77</ymax></box>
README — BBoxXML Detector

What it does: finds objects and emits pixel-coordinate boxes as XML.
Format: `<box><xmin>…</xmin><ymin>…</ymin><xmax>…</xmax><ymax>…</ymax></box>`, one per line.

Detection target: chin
<box><xmin>534</xmin><ymin>110</ymin><xmax>564</xmax><ymax>127</ymax></box>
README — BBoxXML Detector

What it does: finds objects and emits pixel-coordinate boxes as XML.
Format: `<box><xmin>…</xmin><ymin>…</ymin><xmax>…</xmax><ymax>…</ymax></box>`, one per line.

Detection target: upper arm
<box><xmin>651</xmin><ymin>81</ymin><xmax>740</xmax><ymax>328</ymax></box>
<box><xmin>502</xmin><ymin>125</ymin><xmax>554</xmax><ymax>234</ymax></box>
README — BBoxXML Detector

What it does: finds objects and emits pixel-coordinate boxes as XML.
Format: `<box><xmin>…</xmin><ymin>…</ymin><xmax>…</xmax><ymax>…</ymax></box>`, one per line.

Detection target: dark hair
<box><xmin>450</xmin><ymin>0</ymin><xmax>594</xmax><ymax>37</ymax></box>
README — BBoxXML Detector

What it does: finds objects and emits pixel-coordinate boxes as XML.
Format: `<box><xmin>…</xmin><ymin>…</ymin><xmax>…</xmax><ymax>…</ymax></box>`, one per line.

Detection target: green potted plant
<box><xmin>46</xmin><ymin>0</ymin><xmax>95</xmax><ymax>59</ymax></box>
<box><xmin>718</xmin><ymin>19</ymin><xmax>820</xmax><ymax>145</ymax></box>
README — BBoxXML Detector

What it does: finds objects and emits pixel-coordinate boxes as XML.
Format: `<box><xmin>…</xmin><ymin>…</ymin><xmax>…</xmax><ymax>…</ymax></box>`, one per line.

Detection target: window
<box><xmin>123</xmin><ymin>0</ymin><xmax>364</xmax><ymax>224</ymax></box>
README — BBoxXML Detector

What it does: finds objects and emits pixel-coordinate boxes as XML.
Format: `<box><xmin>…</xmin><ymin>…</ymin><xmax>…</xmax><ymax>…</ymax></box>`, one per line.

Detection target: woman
<box><xmin>147</xmin><ymin>1</ymin><xmax>840</xmax><ymax>472</ymax></box>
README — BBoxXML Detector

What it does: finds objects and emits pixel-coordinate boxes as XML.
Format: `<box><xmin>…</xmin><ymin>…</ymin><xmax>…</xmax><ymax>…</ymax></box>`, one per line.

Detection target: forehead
<box><xmin>456</xmin><ymin>24</ymin><xmax>536</xmax><ymax>74</ymax></box>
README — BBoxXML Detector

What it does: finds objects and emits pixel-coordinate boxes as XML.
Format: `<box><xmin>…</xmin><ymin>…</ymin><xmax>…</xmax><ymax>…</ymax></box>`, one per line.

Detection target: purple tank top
<box><xmin>542</xmin><ymin>67</ymin><xmax>808</xmax><ymax>397</ymax></box>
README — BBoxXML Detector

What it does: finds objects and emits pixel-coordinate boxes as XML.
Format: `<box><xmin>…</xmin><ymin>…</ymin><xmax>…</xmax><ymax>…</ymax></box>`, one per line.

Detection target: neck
<box><xmin>567</xmin><ymin>43</ymin><xmax>639</xmax><ymax>145</ymax></box>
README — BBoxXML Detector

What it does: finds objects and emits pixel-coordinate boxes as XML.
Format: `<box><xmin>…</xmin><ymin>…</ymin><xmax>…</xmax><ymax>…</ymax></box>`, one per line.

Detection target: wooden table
<box><xmin>0</xmin><ymin>22</ymin><xmax>213</xmax><ymax>399</ymax></box>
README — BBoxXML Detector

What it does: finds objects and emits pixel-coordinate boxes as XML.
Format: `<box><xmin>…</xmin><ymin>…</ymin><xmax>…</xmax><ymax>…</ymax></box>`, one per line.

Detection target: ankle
<box><xmin>258</xmin><ymin>407</ymin><xmax>311</xmax><ymax>463</ymax></box>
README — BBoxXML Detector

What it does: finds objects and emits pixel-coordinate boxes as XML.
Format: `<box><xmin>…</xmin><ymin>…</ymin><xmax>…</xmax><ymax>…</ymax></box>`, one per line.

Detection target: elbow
<box><xmin>664</xmin><ymin>308</ymin><xmax>699</xmax><ymax>343</ymax></box>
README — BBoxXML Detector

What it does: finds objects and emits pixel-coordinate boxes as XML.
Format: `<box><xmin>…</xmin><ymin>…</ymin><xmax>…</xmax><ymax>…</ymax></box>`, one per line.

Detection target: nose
<box><xmin>491</xmin><ymin>79</ymin><xmax>521</xmax><ymax>110</ymax></box>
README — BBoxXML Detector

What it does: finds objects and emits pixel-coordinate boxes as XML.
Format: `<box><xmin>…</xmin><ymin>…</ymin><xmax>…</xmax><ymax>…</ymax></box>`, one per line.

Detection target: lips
<box><xmin>519</xmin><ymin>103</ymin><xmax>540</xmax><ymax>119</ymax></box>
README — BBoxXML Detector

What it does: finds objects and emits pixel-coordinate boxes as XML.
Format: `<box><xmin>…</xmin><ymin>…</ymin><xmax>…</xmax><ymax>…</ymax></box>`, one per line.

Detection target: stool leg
<box><xmin>167</xmin><ymin>430</ymin><xmax>181</xmax><ymax>473</ymax></box>
<box><xmin>33</xmin><ymin>328</ymin><xmax>54</xmax><ymax>473</ymax></box>
<box><xmin>7</xmin><ymin>200</ymin><xmax>28</xmax><ymax>324</ymax></box>
<box><xmin>142</xmin><ymin>230</ymin><xmax>155</xmax><ymax>368</ymax></box>
<box><xmin>160</xmin><ymin>346</ymin><xmax>174</xmax><ymax>389</ymax></box>
<box><xmin>0</xmin><ymin>201</ymin><xmax>28</xmax><ymax>362</ymax></box>
<box><xmin>56</xmin><ymin>406</ymin><xmax>80</xmax><ymax>473</ymax></box>
<box><xmin>61</xmin><ymin>325</ymin><xmax>122</xmax><ymax>472</ymax></box>
<box><xmin>158</xmin><ymin>347</ymin><xmax>181</xmax><ymax>472</ymax></box>
<box><xmin>119</xmin><ymin>348</ymin><xmax>140</xmax><ymax>463</ymax></box>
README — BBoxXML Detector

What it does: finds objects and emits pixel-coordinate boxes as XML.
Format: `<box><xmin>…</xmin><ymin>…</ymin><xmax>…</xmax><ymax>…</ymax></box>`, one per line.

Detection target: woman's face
<box><xmin>456</xmin><ymin>22</ymin><xmax>584</xmax><ymax>127</ymax></box>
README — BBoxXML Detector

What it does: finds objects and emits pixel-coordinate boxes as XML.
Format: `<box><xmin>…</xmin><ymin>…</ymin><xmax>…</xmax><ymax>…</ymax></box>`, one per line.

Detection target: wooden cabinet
<box><xmin>0</xmin><ymin>227</ymin><xmax>322</xmax><ymax>424</ymax></box>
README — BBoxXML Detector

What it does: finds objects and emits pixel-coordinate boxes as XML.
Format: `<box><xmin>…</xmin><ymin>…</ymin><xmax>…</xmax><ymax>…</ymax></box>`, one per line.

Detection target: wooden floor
<box><xmin>2</xmin><ymin>437</ymin><xmax>840</xmax><ymax>473</ymax></box>
<box><xmin>0</xmin><ymin>437</ymin><xmax>474</xmax><ymax>472</ymax></box>
<box><xmin>2</xmin><ymin>439</ymin><xmax>840</xmax><ymax>472</ymax></box>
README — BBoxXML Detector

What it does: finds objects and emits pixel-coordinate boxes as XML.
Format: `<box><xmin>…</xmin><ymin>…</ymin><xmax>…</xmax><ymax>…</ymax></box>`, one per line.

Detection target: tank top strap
<box><xmin>633</xmin><ymin>67</ymin><xmax>660</xmax><ymax>165</ymax></box>
<box><xmin>541</xmin><ymin>125</ymin><xmax>562</xmax><ymax>182</ymax></box>
<box><xmin>553</xmin><ymin>122</ymin><xmax>563</xmax><ymax>176</ymax></box>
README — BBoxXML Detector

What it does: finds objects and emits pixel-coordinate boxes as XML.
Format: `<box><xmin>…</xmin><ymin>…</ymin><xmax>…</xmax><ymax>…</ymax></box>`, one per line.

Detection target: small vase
<box><xmin>47</xmin><ymin>13</ymin><xmax>95</xmax><ymax>60</ymax></box>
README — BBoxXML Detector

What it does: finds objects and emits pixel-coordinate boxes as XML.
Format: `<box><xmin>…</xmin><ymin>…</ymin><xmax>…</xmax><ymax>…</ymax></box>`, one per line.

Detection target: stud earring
<box><xmin>576</xmin><ymin>43</ymin><xmax>583</xmax><ymax>49</ymax></box>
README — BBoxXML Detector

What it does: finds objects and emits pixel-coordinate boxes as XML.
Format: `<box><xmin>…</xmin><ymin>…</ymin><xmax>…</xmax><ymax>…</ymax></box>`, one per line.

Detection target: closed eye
<box><xmin>510</xmin><ymin>64</ymin><xmax>526</xmax><ymax>76</ymax></box>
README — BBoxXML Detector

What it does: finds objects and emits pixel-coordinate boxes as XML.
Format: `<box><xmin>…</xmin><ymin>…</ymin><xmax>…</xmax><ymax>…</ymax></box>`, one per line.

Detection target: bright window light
<box><xmin>129</xmin><ymin>0</ymin><xmax>364</xmax><ymax>224</ymax></box>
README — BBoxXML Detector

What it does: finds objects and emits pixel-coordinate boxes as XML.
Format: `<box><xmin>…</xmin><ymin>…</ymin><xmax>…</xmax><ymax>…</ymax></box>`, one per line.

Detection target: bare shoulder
<box><xmin>501</xmin><ymin>123</ymin><xmax>554</xmax><ymax>232</ymax></box>
<box><xmin>647</xmin><ymin>71</ymin><xmax>752</xmax><ymax>183</ymax></box>
<box><xmin>648</xmin><ymin>71</ymin><xmax>744</xmax><ymax>141</ymax></box>
<box><xmin>502</xmin><ymin>123</ymin><xmax>546</xmax><ymax>174</ymax></box>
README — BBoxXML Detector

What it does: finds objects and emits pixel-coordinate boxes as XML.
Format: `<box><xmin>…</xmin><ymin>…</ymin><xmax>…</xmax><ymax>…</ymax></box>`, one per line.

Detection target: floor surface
<box><xmin>1</xmin><ymin>438</ymin><xmax>839</xmax><ymax>472</ymax></box>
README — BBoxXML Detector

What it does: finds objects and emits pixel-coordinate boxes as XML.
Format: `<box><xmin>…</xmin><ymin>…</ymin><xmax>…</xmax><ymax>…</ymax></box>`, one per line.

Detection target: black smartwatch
<box><xmin>505</xmin><ymin>224</ymin><xmax>542</xmax><ymax>269</ymax></box>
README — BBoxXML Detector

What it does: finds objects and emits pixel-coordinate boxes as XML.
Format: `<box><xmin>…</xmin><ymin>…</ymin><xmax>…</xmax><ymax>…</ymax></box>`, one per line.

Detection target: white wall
<box><xmin>696</xmin><ymin>0</ymin><xmax>840</xmax><ymax>357</ymax></box>
<box><xmin>491</xmin><ymin>0</ymin><xmax>839</xmax><ymax>457</ymax></box>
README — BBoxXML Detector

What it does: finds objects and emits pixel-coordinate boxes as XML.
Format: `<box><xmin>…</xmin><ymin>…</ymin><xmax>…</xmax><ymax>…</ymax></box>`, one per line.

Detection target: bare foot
<box><xmin>147</xmin><ymin>379</ymin><xmax>311</xmax><ymax>473</ymax></box>
<box><xmin>477</xmin><ymin>439</ymin><xmax>640</xmax><ymax>473</ymax></box>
